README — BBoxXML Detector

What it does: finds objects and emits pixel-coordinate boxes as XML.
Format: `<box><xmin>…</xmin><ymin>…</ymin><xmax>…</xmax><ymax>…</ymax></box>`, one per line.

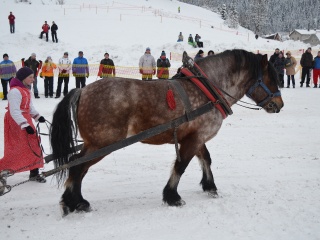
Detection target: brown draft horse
<box><xmin>50</xmin><ymin>49</ymin><xmax>284</xmax><ymax>215</ymax></box>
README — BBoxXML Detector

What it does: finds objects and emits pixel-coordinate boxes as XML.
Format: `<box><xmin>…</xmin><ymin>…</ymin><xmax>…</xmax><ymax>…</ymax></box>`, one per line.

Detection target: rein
<box><xmin>175</xmin><ymin>75</ymin><xmax>261</xmax><ymax>111</ymax></box>
<box><xmin>176</xmin><ymin>54</ymin><xmax>280</xmax><ymax>112</ymax></box>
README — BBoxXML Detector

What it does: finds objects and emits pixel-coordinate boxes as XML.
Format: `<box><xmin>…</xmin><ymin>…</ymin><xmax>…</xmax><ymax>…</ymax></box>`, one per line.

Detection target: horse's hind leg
<box><xmin>197</xmin><ymin>144</ymin><xmax>218</xmax><ymax>197</ymax></box>
<box><xmin>163</xmin><ymin>136</ymin><xmax>201</xmax><ymax>206</ymax></box>
<box><xmin>60</xmin><ymin>148</ymin><xmax>104</xmax><ymax>216</ymax></box>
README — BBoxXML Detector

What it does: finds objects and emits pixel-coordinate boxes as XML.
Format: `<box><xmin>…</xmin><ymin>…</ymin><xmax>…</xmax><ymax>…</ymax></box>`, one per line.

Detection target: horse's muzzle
<box><xmin>265</xmin><ymin>100</ymin><xmax>283</xmax><ymax>113</ymax></box>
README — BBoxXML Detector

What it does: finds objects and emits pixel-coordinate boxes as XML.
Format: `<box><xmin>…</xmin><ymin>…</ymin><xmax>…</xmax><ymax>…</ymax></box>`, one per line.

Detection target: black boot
<box><xmin>313</xmin><ymin>85</ymin><xmax>318</xmax><ymax>88</ymax></box>
<box><xmin>29</xmin><ymin>168</ymin><xmax>46</xmax><ymax>183</ymax></box>
<box><xmin>34</xmin><ymin>94</ymin><xmax>40</xmax><ymax>99</ymax></box>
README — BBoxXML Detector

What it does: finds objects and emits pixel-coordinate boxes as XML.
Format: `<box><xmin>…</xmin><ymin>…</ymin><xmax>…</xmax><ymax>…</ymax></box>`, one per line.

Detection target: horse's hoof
<box><xmin>76</xmin><ymin>201</ymin><xmax>91</xmax><ymax>213</ymax></box>
<box><xmin>164</xmin><ymin>199</ymin><xmax>186</xmax><ymax>207</ymax></box>
<box><xmin>208</xmin><ymin>190</ymin><xmax>219</xmax><ymax>198</ymax></box>
<box><xmin>175</xmin><ymin>199</ymin><xmax>186</xmax><ymax>206</ymax></box>
<box><xmin>60</xmin><ymin>201</ymin><xmax>70</xmax><ymax>217</ymax></box>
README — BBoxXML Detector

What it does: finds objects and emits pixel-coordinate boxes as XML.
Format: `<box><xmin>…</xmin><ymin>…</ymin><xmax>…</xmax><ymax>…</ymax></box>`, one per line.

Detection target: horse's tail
<box><xmin>50</xmin><ymin>88</ymin><xmax>82</xmax><ymax>184</ymax></box>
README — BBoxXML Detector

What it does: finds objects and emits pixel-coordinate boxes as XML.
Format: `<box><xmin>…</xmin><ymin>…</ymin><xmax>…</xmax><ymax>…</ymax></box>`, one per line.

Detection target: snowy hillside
<box><xmin>0</xmin><ymin>0</ymin><xmax>313</xmax><ymax>71</ymax></box>
<box><xmin>0</xmin><ymin>1</ymin><xmax>320</xmax><ymax>240</ymax></box>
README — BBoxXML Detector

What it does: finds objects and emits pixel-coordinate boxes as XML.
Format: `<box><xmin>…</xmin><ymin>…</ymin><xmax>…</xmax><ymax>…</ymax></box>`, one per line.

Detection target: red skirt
<box><xmin>0</xmin><ymin>111</ymin><xmax>44</xmax><ymax>173</ymax></box>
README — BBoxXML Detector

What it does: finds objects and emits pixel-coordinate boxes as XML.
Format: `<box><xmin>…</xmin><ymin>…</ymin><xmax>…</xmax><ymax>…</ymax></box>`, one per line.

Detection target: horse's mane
<box><xmin>199</xmin><ymin>49</ymin><xmax>281</xmax><ymax>87</ymax></box>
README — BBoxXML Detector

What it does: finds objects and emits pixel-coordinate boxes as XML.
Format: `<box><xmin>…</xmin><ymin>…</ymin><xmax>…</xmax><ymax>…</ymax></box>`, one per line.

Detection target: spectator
<box><xmin>0</xmin><ymin>54</ymin><xmax>17</xmax><ymax>100</ymax></box>
<box><xmin>0</xmin><ymin>67</ymin><xmax>47</xmax><ymax>184</ymax></box>
<box><xmin>157</xmin><ymin>51</ymin><xmax>171</xmax><ymax>79</ymax></box>
<box><xmin>56</xmin><ymin>52</ymin><xmax>71</xmax><ymax>98</ymax></box>
<box><xmin>98</xmin><ymin>53</ymin><xmax>116</xmax><ymax>78</ymax></box>
<box><xmin>300</xmin><ymin>47</ymin><xmax>313</xmax><ymax>87</ymax></box>
<box><xmin>51</xmin><ymin>21</ymin><xmax>58</xmax><ymax>43</ymax></box>
<box><xmin>273</xmin><ymin>52</ymin><xmax>285</xmax><ymax>88</ymax></box>
<box><xmin>72</xmin><ymin>51</ymin><xmax>89</xmax><ymax>88</ymax></box>
<box><xmin>22</xmin><ymin>53</ymin><xmax>41</xmax><ymax>98</ymax></box>
<box><xmin>312</xmin><ymin>51</ymin><xmax>320</xmax><ymax>88</ymax></box>
<box><xmin>178</xmin><ymin>6</ymin><xmax>180</xmax><ymax>13</ymax></box>
<box><xmin>194</xmin><ymin>49</ymin><xmax>204</xmax><ymax>62</ymax></box>
<box><xmin>195</xmin><ymin>34</ymin><xmax>203</xmax><ymax>48</ymax></box>
<box><xmin>177</xmin><ymin>32</ymin><xmax>184</xmax><ymax>42</ymax></box>
<box><xmin>41</xmin><ymin>56</ymin><xmax>57</xmax><ymax>98</ymax></box>
<box><xmin>284</xmin><ymin>51</ymin><xmax>297</xmax><ymax>88</ymax></box>
<box><xmin>269</xmin><ymin>48</ymin><xmax>280</xmax><ymax>64</ymax></box>
<box><xmin>188</xmin><ymin>34</ymin><xmax>197</xmax><ymax>48</ymax></box>
<box><xmin>139</xmin><ymin>47</ymin><xmax>156</xmax><ymax>81</ymax></box>
<box><xmin>8</xmin><ymin>12</ymin><xmax>15</xmax><ymax>34</ymax></box>
<box><xmin>207</xmin><ymin>50</ymin><xmax>214</xmax><ymax>56</ymax></box>
<box><xmin>39</xmin><ymin>21</ymin><xmax>50</xmax><ymax>42</ymax></box>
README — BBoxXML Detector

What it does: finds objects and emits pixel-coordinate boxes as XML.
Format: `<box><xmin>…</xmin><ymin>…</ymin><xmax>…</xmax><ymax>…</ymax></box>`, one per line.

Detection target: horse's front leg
<box><xmin>163</xmin><ymin>136</ymin><xmax>201</xmax><ymax>206</ymax></box>
<box><xmin>197</xmin><ymin>144</ymin><xmax>218</xmax><ymax>197</ymax></box>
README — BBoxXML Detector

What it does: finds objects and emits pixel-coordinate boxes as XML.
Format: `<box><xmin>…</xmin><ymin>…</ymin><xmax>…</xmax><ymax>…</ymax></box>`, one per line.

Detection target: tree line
<box><xmin>178</xmin><ymin>0</ymin><xmax>320</xmax><ymax>34</ymax></box>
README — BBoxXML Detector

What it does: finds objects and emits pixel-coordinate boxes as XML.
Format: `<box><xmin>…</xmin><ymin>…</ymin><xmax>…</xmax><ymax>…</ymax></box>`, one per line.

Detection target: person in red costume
<box><xmin>0</xmin><ymin>67</ymin><xmax>47</xmax><ymax>190</ymax></box>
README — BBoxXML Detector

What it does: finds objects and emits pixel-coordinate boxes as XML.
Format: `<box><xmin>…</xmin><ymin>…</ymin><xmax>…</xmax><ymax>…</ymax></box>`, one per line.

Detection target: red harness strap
<box><xmin>180</xmin><ymin>67</ymin><xmax>227</xmax><ymax>119</ymax></box>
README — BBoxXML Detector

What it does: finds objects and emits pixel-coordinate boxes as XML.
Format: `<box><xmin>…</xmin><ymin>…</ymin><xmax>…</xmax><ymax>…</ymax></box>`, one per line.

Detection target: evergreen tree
<box><xmin>220</xmin><ymin>4</ymin><xmax>227</xmax><ymax>20</ymax></box>
<box><xmin>177</xmin><ymin>0</ymin><xmax>320</xmax><ymax>33</ymax></box>
<box><xmin>226</xmin><ymin>2</ymin><xmax>239</xmax><ymax>29</ymax></box>
<box><xmin>250</xmin><ymin>0</ymin><xmax>268</xmax><ymax>35</ymax></box>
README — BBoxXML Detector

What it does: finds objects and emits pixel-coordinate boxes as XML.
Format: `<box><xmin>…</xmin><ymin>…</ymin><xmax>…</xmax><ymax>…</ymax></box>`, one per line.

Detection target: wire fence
<box><xmin>8</xmin><ymin>47</ymin><xmax>311</xmax><ymax>80</ymax></box>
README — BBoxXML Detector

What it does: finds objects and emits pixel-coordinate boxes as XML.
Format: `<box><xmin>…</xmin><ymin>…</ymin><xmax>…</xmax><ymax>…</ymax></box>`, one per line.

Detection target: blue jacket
<box><xmin>313</xmin><ymin>56</ymin><xmax>320</xmax><ymax>70</ymax></box>
<box><xmin>0</xmin><ymin>60</ymin><xmax>17</xmax><ymax>80</ymax></box>
<box><xmin>72</xmin><ymin>57</ymin><xmax>89</xmax><ymax>77</ymax></box>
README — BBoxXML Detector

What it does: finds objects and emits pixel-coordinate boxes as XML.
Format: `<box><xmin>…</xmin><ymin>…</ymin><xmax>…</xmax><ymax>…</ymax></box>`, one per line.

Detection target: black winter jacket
<box><xmin>273</xmin><ymin>57</ymin><xmax>285</xmax><ymax>75</ymax></box>
<box><xmin>300</xmin><ymin>52</ymin><xmax>313</xmax><ymax>68</ymax></box>
<box><xmin>269</xmin><ymin>52</ymin><xmax>279</xmax><ymax>64</ymax></box>
<box><xmin>51</xmin><ymin>24</ymin><xmax>58</xmax><ymax>32</ymax></box>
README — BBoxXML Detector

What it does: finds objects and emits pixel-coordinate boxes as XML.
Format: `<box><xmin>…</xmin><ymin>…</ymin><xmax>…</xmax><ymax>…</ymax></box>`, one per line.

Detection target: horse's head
<box><xmin>246</xmin><ymin>54</ymin><xmax>284</xmax><ymax>113</ymax></box>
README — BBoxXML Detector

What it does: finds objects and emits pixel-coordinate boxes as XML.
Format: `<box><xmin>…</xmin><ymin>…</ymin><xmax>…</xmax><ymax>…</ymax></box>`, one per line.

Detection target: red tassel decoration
<box><xmin>166</xmin><ymin>89</ymin><xmax>176</xmax><ymax>110</ymax></box>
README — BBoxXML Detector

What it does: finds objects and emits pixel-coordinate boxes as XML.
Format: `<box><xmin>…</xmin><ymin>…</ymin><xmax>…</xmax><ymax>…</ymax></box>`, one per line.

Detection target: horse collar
<box><xmin>180</xmin><ymin>67</ymin><xmax>232</xmax><ymax>119</ymax></box>
<box><xmin>246</xmin><ymin>71</ymin><xmax>281</xmax><ymax>107</ymax></box>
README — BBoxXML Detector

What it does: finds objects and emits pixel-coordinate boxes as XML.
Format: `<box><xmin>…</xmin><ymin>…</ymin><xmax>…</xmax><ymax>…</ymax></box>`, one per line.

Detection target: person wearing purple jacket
<box><xmin>0</xmin><ymin>53</ymin><xmax>17</xmax><ymax>100</ymax></box>
<box><xmin>72</xmin><ymin>51</ymin><xmax>89</xmax><ymax>88</ymax></box>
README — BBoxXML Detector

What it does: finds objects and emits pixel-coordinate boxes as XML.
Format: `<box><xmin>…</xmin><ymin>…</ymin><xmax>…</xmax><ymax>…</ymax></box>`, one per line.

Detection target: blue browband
<box><xmin>246</xmin><ymin>72</ymin><xmax>281</xmax><ymax>107</ymax></box>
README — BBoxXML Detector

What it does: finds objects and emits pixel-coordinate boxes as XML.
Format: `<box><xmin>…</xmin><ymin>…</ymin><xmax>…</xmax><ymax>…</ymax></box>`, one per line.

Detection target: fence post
<box><xmin>120</xmin><ymin>14</ymin><xmax>122</xmax><ymax>21</ymax></box>
<box><xmin>170</xmin><ymin>52</ymin><xmax>172</xmax><ymax>60</ymax></box>
<box><xmin>96</xmin><ymin>6</ymin><xmax>97</xmax><ymax>14</ymax></box>
<box><xmin>64</xmin><ymin>8</ymin><xmax>65</xmax><ymax>15</ymax></box>
<box><xmin>161</xmin><ymin>15</ymin><xmax>162</xmax><ymax>23</ymax></box>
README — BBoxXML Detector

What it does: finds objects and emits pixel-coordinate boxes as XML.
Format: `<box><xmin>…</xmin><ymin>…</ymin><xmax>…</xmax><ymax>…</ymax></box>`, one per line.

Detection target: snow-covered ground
<box><xmin>0</xmin><ymin>1</ymin><xmax>319</xmax><ymax>240</ymax></box>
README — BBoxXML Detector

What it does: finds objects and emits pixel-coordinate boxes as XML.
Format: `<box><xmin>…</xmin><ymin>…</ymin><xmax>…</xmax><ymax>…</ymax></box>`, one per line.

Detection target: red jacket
<box><xmin>42</xmin><ymin>24</ymin><xmax>50</xmax><ymax>33</ymax></box>
<box><xmin>8</xmin><ymin>14</ymin><xmax>15</xmax><ymax>24</ymax></box>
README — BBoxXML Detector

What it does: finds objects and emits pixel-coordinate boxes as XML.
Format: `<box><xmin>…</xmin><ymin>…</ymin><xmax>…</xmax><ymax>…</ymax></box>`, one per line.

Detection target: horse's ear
<box><xmin>261</xmin><ymin>54</ymin><xmax>268</xmax><ymax>68</ymax></box>
<box><xmin>182</xmin><ymin>51</ymin><xmax>189</xmax><ymax>61</ymax></box>
<box><xmin>182</xmin><ymin>51</ymin><xmax>194</xmax><ymax>68</ymax></box>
